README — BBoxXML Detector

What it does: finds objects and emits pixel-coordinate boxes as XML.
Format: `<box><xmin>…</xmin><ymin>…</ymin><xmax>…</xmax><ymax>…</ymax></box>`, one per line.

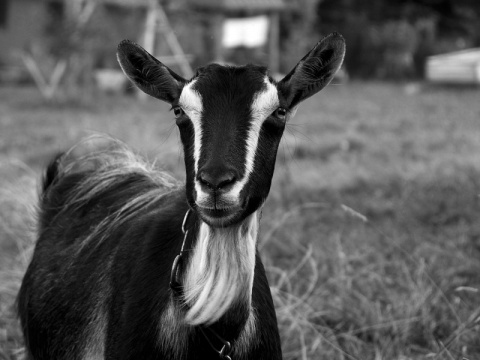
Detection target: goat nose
<box><xmin>197</xmin><ymin>169</ymin><xmax>237</xmax><ymax>190</ymax></box>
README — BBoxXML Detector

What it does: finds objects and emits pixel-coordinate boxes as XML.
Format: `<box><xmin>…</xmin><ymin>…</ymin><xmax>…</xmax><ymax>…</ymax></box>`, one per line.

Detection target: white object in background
<box><xmin>222</xmin><ymin>16</ymin><xmax>270</xmax><ymax>48</ymax></box>
<box><xmin>426</xmin><ymin>48</ymin><xmax>480</xmax><ymax>84</ymax></box>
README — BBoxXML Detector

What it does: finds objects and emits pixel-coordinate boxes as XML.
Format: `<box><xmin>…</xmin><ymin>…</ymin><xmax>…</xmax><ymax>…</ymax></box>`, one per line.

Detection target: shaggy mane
<box><xmin>43</xmin><ymin>136</ymin><xmax>179</xmax><ymax>254</ymax></box>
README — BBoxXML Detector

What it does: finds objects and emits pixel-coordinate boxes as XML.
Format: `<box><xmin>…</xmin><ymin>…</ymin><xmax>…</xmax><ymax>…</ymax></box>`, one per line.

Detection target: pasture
<box><xmin>1</xmin><ymin>82</ymin><xmax>479</xmax><ymax>359</ymax></box>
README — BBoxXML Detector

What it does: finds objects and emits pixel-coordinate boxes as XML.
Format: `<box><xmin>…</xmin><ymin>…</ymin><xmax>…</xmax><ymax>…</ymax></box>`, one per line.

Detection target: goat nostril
<box><xmin>217</xmin><ymin>173</ymin><xmax>236</xmax><ymax>189</ymax></box>
<box><xmin>198</xmin><ymin>171</ymin><xmax>236</xmax><ymax>190</ymax></box>
<box><xmin>198</xmin><ymin>172</ymin><xmax>213</xmax><ymax>189</ymax></box>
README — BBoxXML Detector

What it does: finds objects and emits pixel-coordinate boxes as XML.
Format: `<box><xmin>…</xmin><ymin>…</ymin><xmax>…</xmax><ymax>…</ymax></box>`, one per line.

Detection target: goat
<box><xmin>17</xmin><ymin>33</ymin><xmax>345</xmax><ymax>359</ymax></box>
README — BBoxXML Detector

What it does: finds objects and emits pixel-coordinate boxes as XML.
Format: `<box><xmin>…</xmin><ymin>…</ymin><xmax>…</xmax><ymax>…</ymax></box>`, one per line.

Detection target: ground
<box><xmin>1</xmin><ymin>82</ymin><xmax>479</xmax><ymax>359</ymax></box>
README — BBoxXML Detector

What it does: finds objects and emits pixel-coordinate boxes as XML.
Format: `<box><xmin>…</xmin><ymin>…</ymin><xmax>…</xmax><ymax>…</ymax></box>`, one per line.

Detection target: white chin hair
<box><xmin>182</xmin><ymin>212</ymin><xmax>259</xmax><ymax>326</ymax></box>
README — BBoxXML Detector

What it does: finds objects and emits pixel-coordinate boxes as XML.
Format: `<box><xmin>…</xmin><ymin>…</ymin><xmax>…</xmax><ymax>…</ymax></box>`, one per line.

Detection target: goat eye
<box><xmin>173</xmin><ymin>107</ymin><xmax>184</xmax><ymax>119</ymax></box>
<box><xmin>273</xmin><ymin>107</ymin><xmax>287</xmax><ymax>121</ymax></box>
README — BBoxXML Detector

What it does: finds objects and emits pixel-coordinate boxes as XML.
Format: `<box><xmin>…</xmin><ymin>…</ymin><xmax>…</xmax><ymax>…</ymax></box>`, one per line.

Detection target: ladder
<box><xmin>143</xmin><ymin>0</ymin><xmax>193</xmax><ymax>79</ymax></box>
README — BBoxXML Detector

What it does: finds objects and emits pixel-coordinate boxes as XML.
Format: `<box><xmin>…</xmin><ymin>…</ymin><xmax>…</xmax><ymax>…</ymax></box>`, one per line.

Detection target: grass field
<box><xmin>1</xmin><ymin>82</ymin><xmax>479</xmax><ymax>359</ymax></box>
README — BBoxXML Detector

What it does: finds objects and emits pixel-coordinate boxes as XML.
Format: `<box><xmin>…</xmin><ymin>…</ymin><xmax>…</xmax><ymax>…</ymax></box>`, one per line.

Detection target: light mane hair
<box><xmin>53</xmin><ymin>136</ymin><xmax>178</xmax><ymax>257</ymax></box>
<box><xmin>183</xmin><ymin>212</ymin><xmax>259</xmax><ymax>326</ymax></box>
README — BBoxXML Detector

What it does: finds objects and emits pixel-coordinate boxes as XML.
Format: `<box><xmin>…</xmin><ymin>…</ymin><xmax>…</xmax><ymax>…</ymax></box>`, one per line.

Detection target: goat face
<box><xmin>117</xmin><ymin>33</ymin><xmax>345</xmax><ymax>227</ymax></box>
<box><xmin>178</xmin><ymin>64</ymin><xmax>283</xmax><ymax>227</ymax></box>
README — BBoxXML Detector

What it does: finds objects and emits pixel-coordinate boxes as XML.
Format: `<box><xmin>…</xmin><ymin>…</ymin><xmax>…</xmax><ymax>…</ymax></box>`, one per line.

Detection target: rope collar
<box><xmin>169</xmin><ymin>209</ymin><xmax>233</xmax><ymax>360</ymax></box>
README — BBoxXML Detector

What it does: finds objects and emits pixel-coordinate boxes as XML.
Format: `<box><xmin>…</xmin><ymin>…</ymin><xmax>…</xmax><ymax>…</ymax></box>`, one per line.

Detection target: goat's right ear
<box><xmin>277</xmin><ymin>33</ymin><xmax>345</xmax><ymax>109</ymax></box>
<box><xmin>117</xmin><ymin>40</ymin><xmax>186</xmax><ymax>104</ymax></box>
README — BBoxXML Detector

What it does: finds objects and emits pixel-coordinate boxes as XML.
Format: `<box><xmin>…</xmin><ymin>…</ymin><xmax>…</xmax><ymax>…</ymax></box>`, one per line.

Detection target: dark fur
<box><xmin>18</xmin><ymin>145</ymin><xmax>282</xmax><ymax>359</ymax></box>
<box><xmin>18</xmin><ymin>33</ymin><xmax>345</xmax><ymax>360</ymax></box>
<box><xmin>186</xmin><ymin>64</ymin><xmax>279</xmax><ymax>222</ymax></box>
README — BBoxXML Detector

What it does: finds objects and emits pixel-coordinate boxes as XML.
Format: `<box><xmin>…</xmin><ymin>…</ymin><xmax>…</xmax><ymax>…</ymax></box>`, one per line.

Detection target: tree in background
<box><xmin>21</xmin><ymin>0</ymin><xmax>101</xmax><ymax>101</ymax></box>
<box><xmin>315</xmin><ymin>0</ymin><xmax>480</xmax><ymax>79</ymax></box>
<box><xmin>278</xmin><ymin>0</ymin><xmax>320</xmax><ymax>74</ymax></box>
<box><xmin>22</xmin><ymin>0</ymin><xmax>139</xmax><ymax>102</ymax></box>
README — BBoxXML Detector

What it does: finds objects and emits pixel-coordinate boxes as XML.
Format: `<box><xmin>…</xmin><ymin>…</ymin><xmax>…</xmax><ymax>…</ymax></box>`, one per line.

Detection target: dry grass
<box><xmin>1</xmin><ymin>82</ymin><xmax>480</xmax><ymax>359</ymax></box>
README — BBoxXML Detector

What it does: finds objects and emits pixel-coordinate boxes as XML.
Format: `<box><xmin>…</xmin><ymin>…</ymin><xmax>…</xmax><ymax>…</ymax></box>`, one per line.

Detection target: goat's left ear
<box><xmin>278</xmin><ymin>33</ymin><xmax>345</xmax><ymax>109</ymax></box>
<box><xmin>117</xmin><ymin>40</ymin><xmax>186</xmax><ymax>104</ymax></box>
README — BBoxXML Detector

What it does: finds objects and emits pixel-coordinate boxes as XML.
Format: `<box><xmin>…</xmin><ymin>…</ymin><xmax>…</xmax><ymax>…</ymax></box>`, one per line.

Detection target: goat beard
<box><xmin>182</xmin><ymin>211</ymin><xmax>259</xmax><ymax>326</ymax></box>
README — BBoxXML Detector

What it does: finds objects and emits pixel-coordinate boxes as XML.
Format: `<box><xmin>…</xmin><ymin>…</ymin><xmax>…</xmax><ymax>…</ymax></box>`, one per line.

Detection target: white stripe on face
<box><xmin>178</xmin><ymin>81</ymin><xmax>206</xmax><ymax>200</ymax></box>
<box><xmin>179</xmin><ymin>81</ymin><xmax>217</xmax><ymax>206</ymax></box>
<box><xmin>225</xmin><ymin>78</ymin><xmax>279</xmax><ymax>202</ymax></box>
<box><xmin>182</xmin><ymin>77</ymin><xmax>279</xmax><ymax>207</ymax></box>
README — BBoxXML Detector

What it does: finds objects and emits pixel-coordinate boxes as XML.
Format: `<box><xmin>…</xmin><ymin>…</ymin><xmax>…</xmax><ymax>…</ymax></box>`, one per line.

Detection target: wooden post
<box><xmin>156</xmin><ymin>5</ymin><xmax>193</xmax><ymax>78</ymax></box>
<box><xmin>268</xmin><ymin>12</ymin><xmax>280</xmax><ymax>74</ymax></box>
<box><xmin>212</xmin><ymin>13</ymin><xmax>224</xmax><ymax>63</ymax></box>
<box><xmin>137</xmin><ymin>0</ymin><xmax>159</xmax><ymax>100</ymax></box>
<box><xmin>24</xmin><ymin>0</ymin><xmax>97</xmax><ymax>101</ymax></box>
<box><xmin>143</xmin><ymin>0</ymin><xmax>158</xmax><ymax>54</ymax></box>
<box><xmin>21</xmin><ymin>53</ymin><xmax>67</xmax><ymax>101</ymax></box>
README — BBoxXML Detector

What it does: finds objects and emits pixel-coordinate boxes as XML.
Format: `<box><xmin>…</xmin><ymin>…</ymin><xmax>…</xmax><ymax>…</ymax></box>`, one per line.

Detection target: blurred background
<box><xmin>1</xmin><ymin>0</ymin><xmax>480</xmax><ymax>359</ymax></box>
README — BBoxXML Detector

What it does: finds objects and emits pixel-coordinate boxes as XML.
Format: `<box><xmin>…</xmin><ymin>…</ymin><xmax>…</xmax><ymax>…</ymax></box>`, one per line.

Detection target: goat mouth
<box><xmin>197</xmin><ymin>206</ymin><xmax>243</xmax><ymax>228</ymax></box>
